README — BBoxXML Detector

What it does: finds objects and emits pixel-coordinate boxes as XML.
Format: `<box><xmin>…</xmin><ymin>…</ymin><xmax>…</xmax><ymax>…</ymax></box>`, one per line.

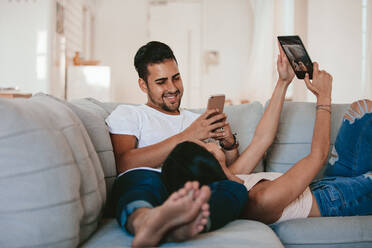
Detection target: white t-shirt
<box><xmin>105</xmin><ymin>104</ymin><xmax>200</xmax><ymax>175</ymax></box>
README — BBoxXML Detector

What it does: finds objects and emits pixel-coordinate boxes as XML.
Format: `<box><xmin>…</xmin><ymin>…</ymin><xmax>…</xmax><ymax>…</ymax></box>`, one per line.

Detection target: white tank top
<box><xmin>237</xmin><ymin>172</ymin><xmax>313</xmax><ymax>223</ymax></box>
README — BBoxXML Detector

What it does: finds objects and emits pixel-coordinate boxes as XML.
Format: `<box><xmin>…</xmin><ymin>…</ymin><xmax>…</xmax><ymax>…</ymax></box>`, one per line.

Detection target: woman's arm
<box><xmin>229</xmin><ymin>44</ymin><xmax>295</xmax><ymax>174</ymax></box>
<box><xmin>242</xmin><ymin>63</ymin><xmax>333</xmax><ymax>223</ymax></box>
<box><xmin>268</xmin><ymin>64</ymin><xmax>333</xmax><ymax>205</ymax></box>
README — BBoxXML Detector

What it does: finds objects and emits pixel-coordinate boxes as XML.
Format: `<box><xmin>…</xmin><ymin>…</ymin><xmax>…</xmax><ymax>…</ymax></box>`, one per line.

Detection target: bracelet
<box><xmin>316</xmin><ymin>107</ymin><xmax>331</xmax><ymax>114</ymax></box>
<box><xmin>316</xmin><ymin>104</ymin><xmax>331</xmax><ymax>108</ymax></box>
<box><xmin>219</xmin><ymin>133</ymin><xmax>239</xmax><ymax>150</ymax></box>
<box><xmin>316</xmin><ymin>104</ymin><xmax>331</xmax><ymax>112</ymax></box>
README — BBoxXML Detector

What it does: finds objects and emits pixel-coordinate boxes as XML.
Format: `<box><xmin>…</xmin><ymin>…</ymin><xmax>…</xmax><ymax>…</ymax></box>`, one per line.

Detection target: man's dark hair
<box><xmin>161</xmin><ymin>141</ymin><xmax>227</xmax><ymax>193</ymax></box>
<box><xmin>134</xmin><ymin>41</ymin><xmax>178</xmax><ymax>82</ymax></box>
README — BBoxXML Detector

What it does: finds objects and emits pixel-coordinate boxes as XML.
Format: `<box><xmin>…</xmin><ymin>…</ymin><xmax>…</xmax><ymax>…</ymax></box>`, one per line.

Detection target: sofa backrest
<box><xmin>0</xmin><ymin>94</ymin><xmax>106</xmax><ymax>247</ymax></box>
<box><xmin>69</xmin><ymin>99</ymin><xmax>265</xmax><ymax>205</ymax></box>
<box><xmin>264</xmin><ymin>101</ymin><xmax>349</xmax><ymax>178</ymax></box>
<box><xmin>69</xmin><ymin>97</ymin><xmax>350</xmax><ymax>216</ymax></box>
<box><xmin>189</xmin><ymin>102</ymin><xmax>265</xmax><ymax>172</ymax></box>
<box><xmin>68</xmin><ymin>98</ymin><xmax>118</xmax><ymax>217</ymax></box>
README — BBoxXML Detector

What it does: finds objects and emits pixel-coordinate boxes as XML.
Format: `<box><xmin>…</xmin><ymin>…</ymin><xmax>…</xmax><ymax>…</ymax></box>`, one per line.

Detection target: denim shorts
<box><xmin>312</xmin><ymin>101</ymin><xmax>372</xmax><ymax>217</ymax></box>
<box><xmin>310</xmin><ymin>174</ymin><xmax>372</xmax><ymax>217</ymax></box>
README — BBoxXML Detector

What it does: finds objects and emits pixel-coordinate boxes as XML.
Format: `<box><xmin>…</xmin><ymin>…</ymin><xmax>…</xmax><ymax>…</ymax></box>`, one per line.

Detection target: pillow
<box><xmin>0</xmin><ymin>95</ymin><xmax>105</xmax><ymax>247</ymax></box>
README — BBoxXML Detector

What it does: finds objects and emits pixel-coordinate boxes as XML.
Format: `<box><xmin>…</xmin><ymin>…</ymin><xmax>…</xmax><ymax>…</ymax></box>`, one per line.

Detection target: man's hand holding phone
<box><xmin>181</xmin><ymin>94</ymin><xmax>237</xmax><ymax>149</ymax></box>
<box><xmin>182</xmin><ymin>109</ymin><xmax>227</xmax><ymax>141</ymax></box>
<box><xmin>214</xmin><ymin>121</ymin><xmax>235</xmax><ymax>149</ymax></box>
<box><xmin>205</xmin><ymin>94</ymin><xmax>236</xmax><ymax>149</ymax></box>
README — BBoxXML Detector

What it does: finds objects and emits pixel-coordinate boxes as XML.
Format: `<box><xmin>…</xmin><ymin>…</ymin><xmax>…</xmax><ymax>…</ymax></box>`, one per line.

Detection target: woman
<box><xmin>162</xmin><ymin>45</ymin><xmax>372</xmax><ymax>224</ymax></box>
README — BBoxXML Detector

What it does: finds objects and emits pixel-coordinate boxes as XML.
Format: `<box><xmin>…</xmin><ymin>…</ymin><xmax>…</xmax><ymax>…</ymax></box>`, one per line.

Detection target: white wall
<box><xmin>308</xmin><ymin>0</ymin><xmax>363</xmax><ymax>103</ymax></box>
<box><xmin>94</xmin><ymin>0</ymin><xmax>253</xmax><ymax>106</ymax></box>
<box><xmin>0</xmin><ymin>0</ymin><xmax>53</xmax><ymax>94</ymax></box>
<box><xmin>147</xmin><ymin>1</ymin><xmax>202</xmax><ymax>108</ymax></box>
<box><xmin>94</xmin><ymin>0</ymin><xmax>148</xmax><ymax>103</ymax></box>
<box><xmin>202</xmin><ymin>0</ymin><xmax>252</xmax><ymax>105</ymax></box>
<box><xmin>291</xmin><ymin>0</ymin><xmax>309</xmax><ymax>102</ymax></box>
<box><xmin>3</xmin><ymin>0</ymin><xmax>368</xmax><ymax>103</ymax></box>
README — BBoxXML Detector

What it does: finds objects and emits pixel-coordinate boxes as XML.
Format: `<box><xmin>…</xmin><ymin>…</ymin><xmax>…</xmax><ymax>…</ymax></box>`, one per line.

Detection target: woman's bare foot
<box><xmin>131</xmin><ymin>182</ymin><xmax>211</xmax><ymax>247</ymax></box>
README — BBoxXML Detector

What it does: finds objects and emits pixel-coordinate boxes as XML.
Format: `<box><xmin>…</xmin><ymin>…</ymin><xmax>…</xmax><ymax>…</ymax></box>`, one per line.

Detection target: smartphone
<box><xmin>207</xmin><ymin>94</ymin><xmax>225</xmax><ymax>120</ymax></box>
<box><xmin>277</xmin><ymin>35</ymin><xmax>313</xmax><ymax>79</ymax></box>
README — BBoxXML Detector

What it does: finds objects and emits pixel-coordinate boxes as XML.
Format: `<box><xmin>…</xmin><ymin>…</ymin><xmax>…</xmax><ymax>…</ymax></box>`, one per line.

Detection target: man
<box><xmin>106</xmin><ymin>41</ymin><xmax>248</xmax><ymax>247</ymax></box>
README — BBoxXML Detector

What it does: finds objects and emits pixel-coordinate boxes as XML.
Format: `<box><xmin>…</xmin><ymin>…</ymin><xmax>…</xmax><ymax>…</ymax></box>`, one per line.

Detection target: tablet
<box><xmin>278</xmin><ymin>35</ymin><xmax>313</xmax><ymax>79</ymax></box>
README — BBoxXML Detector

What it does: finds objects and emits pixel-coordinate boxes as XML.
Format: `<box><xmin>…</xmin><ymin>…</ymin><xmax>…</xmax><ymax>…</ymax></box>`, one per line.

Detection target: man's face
<box><xmin>141</xmin><ymin>59</ymin><xmax>184</xmax><ymax>114</ymax></box>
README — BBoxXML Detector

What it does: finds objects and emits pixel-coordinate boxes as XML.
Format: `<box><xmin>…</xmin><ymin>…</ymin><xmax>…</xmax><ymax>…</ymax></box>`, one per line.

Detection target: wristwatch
<box><xmin>220</xmin><ymin>133</ymin><xmax>239</xmax><ymax>151</ymax></box>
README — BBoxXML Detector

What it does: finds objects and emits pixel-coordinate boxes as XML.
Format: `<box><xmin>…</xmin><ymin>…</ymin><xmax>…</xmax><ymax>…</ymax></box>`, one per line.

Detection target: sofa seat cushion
<box><xmin>81</xmin><ymin>219</ymin><xmax>283</xmax><ymax>247</ymax></box>
<box><xmin>0</xmin><ymin>95</ymin><xmax>105</xmax><ymax>247</ymax></box>
<box><xmin>271</xmin><ymin>216</ymin><xmax>372</xmax><ymax>248</ymax></box>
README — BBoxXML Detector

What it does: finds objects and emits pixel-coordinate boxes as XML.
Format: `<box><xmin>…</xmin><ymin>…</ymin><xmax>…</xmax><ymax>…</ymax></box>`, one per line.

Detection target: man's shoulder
<box><xmin>106</xmin><ymin>104</ymin><xmax>144</xmax><ymax>125</ymax></box>
<box><xmin>105</xmin><ymin>104</ymin><xmax>145</xmax><ymax>135</ymax></box>
<box><xmin>109</xmin><ymin>104</ymin><xmax>143</xmax><ymax>116</ymax></box>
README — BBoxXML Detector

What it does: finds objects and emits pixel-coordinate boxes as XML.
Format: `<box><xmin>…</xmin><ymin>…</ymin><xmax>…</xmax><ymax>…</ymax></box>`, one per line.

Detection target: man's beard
<box><xmin>148</xmin><ymin>90</ymin><xmax>182</xmax><ymax>113</ymax></box>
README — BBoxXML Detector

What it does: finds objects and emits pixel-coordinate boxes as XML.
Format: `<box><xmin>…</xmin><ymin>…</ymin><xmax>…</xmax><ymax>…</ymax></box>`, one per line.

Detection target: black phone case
<box><xmin>278</xmin><ymin>35</ymin><xmax>313</xmax><ymax>79</ymax></box>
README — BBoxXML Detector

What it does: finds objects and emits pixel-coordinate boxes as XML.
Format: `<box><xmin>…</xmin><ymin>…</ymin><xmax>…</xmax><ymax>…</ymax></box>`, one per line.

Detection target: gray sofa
<box><xmin>1</xmin><ymin>93</ymin><xmax>371</xmax><ymax>248</ymax></box>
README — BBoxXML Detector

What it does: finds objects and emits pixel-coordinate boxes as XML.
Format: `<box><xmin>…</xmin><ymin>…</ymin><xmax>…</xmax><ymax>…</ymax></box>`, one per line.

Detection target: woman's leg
<box><xmin>324</xmin><ymin>99</ymin><xmax>372</xmax><ymax>177</ymax></box>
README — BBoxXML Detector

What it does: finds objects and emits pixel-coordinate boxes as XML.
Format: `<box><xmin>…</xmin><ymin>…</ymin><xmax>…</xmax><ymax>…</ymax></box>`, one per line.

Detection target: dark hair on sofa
<box><xmin>134</xmin><ymin>41</ymin><xmax>178</xmax><ymax>83</ymax></box>
<box><xmin>162</xmin><ymin>141</ymin><xmax>227</xmax><ymax>194</ymax></box>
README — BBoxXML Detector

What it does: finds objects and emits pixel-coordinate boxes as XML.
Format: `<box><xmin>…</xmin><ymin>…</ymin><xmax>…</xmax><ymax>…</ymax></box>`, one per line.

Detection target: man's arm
<box><xmin>224</xmin><ymin>148</ymin><xmax>239</xmax><ymax>166</ymax></box>
<box><xmin>112</xmin><ymin>109</ymin><xmax>228</xmax><ymax>174</ymax></box>
<box><xmin>229</xmin><ymin>44</ymin><xmax>295</xmax><ymax>174</ymax></box>
<box><xmin>111</xmin><ymin>132</ymin><xmax>189</xmax><ymax>173</ymax></box>
<box><xmin>213</xmin><ymin>122</ymin><xmax>239</xmax><ymax>165</ymax></box>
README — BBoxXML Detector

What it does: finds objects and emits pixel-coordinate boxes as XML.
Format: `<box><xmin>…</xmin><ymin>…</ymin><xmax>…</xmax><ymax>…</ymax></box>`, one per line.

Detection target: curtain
<box><xmin>241</xmin><ymin>0</ymin><xmax>277</xmax><ymax>104</ymax></box>
<box><xmin>365</xmin><ymin>0</ymin><xmax>372</xmax><ymax>99</ymax></box>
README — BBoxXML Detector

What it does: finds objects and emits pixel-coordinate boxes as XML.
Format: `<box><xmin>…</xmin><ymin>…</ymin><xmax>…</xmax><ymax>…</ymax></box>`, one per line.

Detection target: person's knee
<box><xmin>366</xmin><ymin>99</ymin><xmax>372</xmax><ymax>112</ymax></box>
<box><xmin>213</xmin><ymin>180</ymin><xmax>248</xmax><ymax>201</ymax></box>
<box><xmin>364</xmin><ymin>172</ymin><xmax>372</xmax><ymax>180</ymax></box>
<box><xmin>210</xmin><ymin>180</ymin><xmax>248</xmax><ymax>211</ymax></box>
<box><xmin>232</xmin><ymin>181</ymin><xmax>249</xmax><ymax>204</ymax></box>
<box><xmin>344</xmin><ymin>99</ymin><xmax>372</xmax><ymax>121</ymax></box>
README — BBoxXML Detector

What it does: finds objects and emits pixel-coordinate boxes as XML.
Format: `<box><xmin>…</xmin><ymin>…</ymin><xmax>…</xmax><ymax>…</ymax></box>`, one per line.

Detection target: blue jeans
<box><xmin>310</xmin><ymin>101</ymin><xmax>372</xmax><ymax>216</ymax></box>
<box><xmin>112</xmin><ymin>169</ymin><xmax>248</xmax><ymax>234</ymax></box>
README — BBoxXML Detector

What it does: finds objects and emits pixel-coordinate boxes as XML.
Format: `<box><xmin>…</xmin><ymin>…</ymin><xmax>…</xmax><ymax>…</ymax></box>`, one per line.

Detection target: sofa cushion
<box><xmin>265</xmin><ymin>101</ymin><xmax>349</xmax><ymax>177</ymax></box>
<box><xmin>67</xmin><ymin>98</ymin><xmax>117</xmax><ymax>217</ymax></box>
<box><xmin>190</xmin><ymin>102</ymin><xmax>265</xmax><ymax>172</ymax></box>
<box><xmin>80</xmin><ymin>219</ymin><xmax>283</xmax><ymax>247</ymax></box>
<box><xmin>0</xmin><ymin>95</ymin><xmax>105</xmax><ymax>247</ymax></box>
<box><xmin>271</xmin><ymin>216</ymin><xmax>372</xmax><ymax>248</ymax></box>
<box><xmin>34</xmin><ymin>94</ymin><xmax>115</xmax><ymax>217</ymax></box>
<box><xmin>85</xmin><ymin>97</ymin><xmax>121</xmax><ymax>115</ymax></box>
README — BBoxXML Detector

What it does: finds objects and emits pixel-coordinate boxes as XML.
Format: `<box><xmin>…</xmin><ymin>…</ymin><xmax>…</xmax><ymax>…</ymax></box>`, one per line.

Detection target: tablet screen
<box><xmin>278</xmin><ymin>36</ymin><xmax>313</xmax><ymax>79</ymax></box>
